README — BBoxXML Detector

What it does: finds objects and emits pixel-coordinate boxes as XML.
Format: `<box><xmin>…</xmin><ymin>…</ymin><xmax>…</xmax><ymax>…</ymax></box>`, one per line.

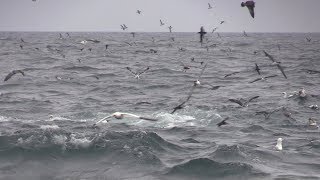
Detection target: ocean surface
<box><xmin>0</xmin><ymin>32</ymin><xmax>319</xmax><ymax>180</ymax></box>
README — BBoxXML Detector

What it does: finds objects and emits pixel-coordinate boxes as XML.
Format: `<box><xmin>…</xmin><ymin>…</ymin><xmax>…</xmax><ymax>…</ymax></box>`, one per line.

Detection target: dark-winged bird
<box><xmin>229</xmin><ymin>96</ymin><xmax>259</xmax><ymax>107</ymax></box>
<box><xmin>241</xmin><ymin>1</ymin><xmax>255</xmax><ymax>18</ymax></box>
<box><xmin>198</xmin><ymin>26</ymin><xmax>207</xmax><ymax>44</ymax></box>
<box><xmin>126</xmin><ymin>67</ymin><xmax>150</xmax><ymax>79</ymax></box>
<box><xmin>255</xmin><ymin>63</ymin><xmax>261</xmax><ymax>75</ymax></box>
<box><xmin>4</xmin><ymin>70</ymin><xmax>25</xmax><ymax>81</ymax></box>
<box><xmin>217</xmin><ymin>117</ymin><xmax>229</xmax><ymax>127</ymax></box>
<box><xmin>263</xmin><ymin>50</ymin><xmax>287</xmax><ymax>79</ymax></box>
<box><xmin>249</xmin><ymin>75</ymin><xmax>277</xmax><ymax>83</ymax></box>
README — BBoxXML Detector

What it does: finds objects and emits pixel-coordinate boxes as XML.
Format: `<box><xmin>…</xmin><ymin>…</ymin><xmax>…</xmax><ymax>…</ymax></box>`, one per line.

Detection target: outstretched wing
<box><xmin>138</xmin><ymin>67</ymin><xmax>150</xmax><ymax>76</ymax></box>
<box><xmin>255</xmin><ymin>63</ymin><xmax>261</xmax><ymax>75</ymax></box>
<box><xmin>247</xmin><ymin>6</ymin><xmax>255</xmax><ymax>18</ymax></box>
<box><xmin>276</xmin><ymin>64</ymin><xmax>288</xmax><ymax>79</ymax></box>
<box><xmin>263</xmin><ymin>50</ymin><xmax>275</xmax><ymax>62</ymax></box>
<box><xmin>265</xmin><ymin>74</ymin><xmax>278</xmax><ymax>79</ymax></box>
<box><xmin>229</xmin><ymin>99</ymin><xmax>244</xmax><ymax>107</ymax></box>
<box><xmin>249</xmin><ymin>78</ymin><xmax>262</xmax><ymax>83</ymax></box>
<box><xmin>4</xmin><ymin>71</ymin><xmax>15</xmax><ymax>81</ymax></box>
<box><xmin>217</xmin><ymin>117</ymin><xmax>229</xmax><ymax>127</ymax></box>
<box><xmin>247</xmin><ymin>96</ymin><xmax>260</xmax><ymax>104</ymax></box>
<box><xmin>126</xmin><ymin>67</ymin><xmax>137</xmax><ymax>76</ymax></box>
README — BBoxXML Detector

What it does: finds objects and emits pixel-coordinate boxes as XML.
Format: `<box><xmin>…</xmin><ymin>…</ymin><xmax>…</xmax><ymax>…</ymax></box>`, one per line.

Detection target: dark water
<box><xmin>0</xmin><ymin>32</ymin><xmax>319</xmax><ymax>180</ymax></box>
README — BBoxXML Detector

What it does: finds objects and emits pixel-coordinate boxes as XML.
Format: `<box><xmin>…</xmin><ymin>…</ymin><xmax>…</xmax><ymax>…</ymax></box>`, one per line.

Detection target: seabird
<box><xmin>168</xmin><ymin>26</ymin><xmax>173</xmax><ymax>33</ymax></box>
<box><xmin>126</xmin><ymin>66</ymin><xmax>150</xmax><ymax>79</ymax></box>
<box><xmin>130</xmin><ymin>32</ymin><xmax>135</xmax><ymax>38</ymax></box>
<box><xmin>80</xmin><ymin>40</ymin><xmax>87</xmax><ymax>44</ymax></box>
<box><xmin>105</xmin><ymin>44</ymin><xmax>109</xmax><ymax>50</ymax></box>
<box><xmin>59</xmin><ymin>33</ymin><xmax>63</xmax><ymax>39</ymax></box>
<box><xmin>217</xmin><ymin>117</ymin><xmax>229</xmax><ymax>127</ymax></box>
<box><xmin>298</xmin><ymin>88</ymin><xmax>306</xmax><ymax>98</ymax></box>
<box><xmin>255</xmin><ymin>63</ymin><xmax>261</xmax><ymax>75</ymax></box>
<box><xmin>208</xmin><ymin>3</ymin><xmax>213</xmax><ymax>9</ymax></box>
<box><xmin>229</xmin><ymin>96</ymin><xmax>259</xmax><ymax>107</ymax></box>
<box><xmin>4</xmin><ymin>70</ymin><xmax>25</xmax><ymax>81</ymax></box>
<box><xmin>212</xmin><ymin>27</ymin><xmax>218</xmax><ymax>33</ymax></box>
<box><xmin>19</xmin><ymin>44</ymin><xmax>23</xmax><ymax>49</ymax></box>
<box><xmin>243</xmin><ymin>31</ymin><xmax>248</xmax><ymax>37</ymax></box>
<box><xmin>275</xmin><ymin>138</ymin><xmax>283</xmax><ymax>151</ymax></box>
<box><xmin>20</xmin><ymin>38</ymin><xmax>25</xmax><ymax>43</ymax></box>
<box><xmin>136</xmin><ymin>10</ymin><xmax>142</xmax><ymax>14</ymax></box>
<box><xmin>171</xmin><ymin>64</ymin><xmax>207</xmax><ymax>114</ymax></box>
<box><xmin>309</xmin><ymin>105</ymin><xmax>318</xmax><ymax>110</ymax></box>
<box><xmin>256</xmin><ymin>108</ymin><xmax>282</xmax><ymax>120</ymax></box>
<box><xmin>180</xmin><ymin>62</ymin><xmax>200</xmax><ymax>72</ymax></box>
<box><xmin>241</xmin><ymin>1</ymin><xmax>255</xmax><ymax>18</ymax></box>
<box><xmin>220</xmin><ymin>21</ymin><xmax>225</xmax><ymax>24</ymax></box>
<box><xmin>224</xmin><ymin>72</ymin><xmax>240</xmax><ymax>78</ymax></box>
<box><xmin>282</xmin><ymin>107</ymin><xmax>296</xmax><ymax>121</ymax></box>
<box><xmin>86</xmin><ymin>39</ymin><xmax>100</xmax><ymax>43</ymax></box>
<box><xmin>95</xmin><ymin>112</ymin><xmax>158</xmax><ymax>125</ymax></box>
<box><xmin>306</xmin><ymin>37</ymin><xmax>312</xmax><ymax>42</ymax></box>
<box><xmin>282</xmin><ymin>91</ymin><xmax>297</xmax><ymax>98</ymax></box>
<box><xmin>308</xmin><ymin>118</ymin><xmax>318</xmax><ymax>127</ymax></box>
<box><xmin>198</xmin><ymin>26</ymin><xmax>207</xmax><ymax>44</ymax></box>
<box><xmin>191</xmin><ymin>57</ymin><xmax>204</xmax><ymax>65</ymax></box>
<box><xmin>160</xmin><ymin>19</ymin><xmax>165</xmax><ymax>26</ymax></box>
<box><xmin>249</xmin><ymin>75</ymin><xmax>277</xmax><ymax>83</ymax></box>
<box><xmin>263</xmin><ymin>50</ymin><xmax>287</xmax><ymax>79</ymax></box>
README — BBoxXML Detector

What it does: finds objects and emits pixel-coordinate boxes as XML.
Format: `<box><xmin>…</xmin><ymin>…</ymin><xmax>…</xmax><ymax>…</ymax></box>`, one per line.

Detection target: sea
<box><xmin>0</xmin><ymin>32</ymin><xmax>319</xmax><ymax>180</ymax></box>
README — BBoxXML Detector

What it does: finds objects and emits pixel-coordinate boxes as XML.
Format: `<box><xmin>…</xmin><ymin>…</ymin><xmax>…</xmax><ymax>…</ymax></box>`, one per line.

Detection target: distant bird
<box><xmin>126</xmin><ymin>67</ymin><xmax>150</xmax><ymax>79</ymax></box>
<box><xmin>4</xmin><ymin>70</ymin><xmax>25</xmax><ymax>81</ymax></box>
<box><xmin>95</xmin><ymin>112</ymin><xmax>158</xmax><ymax>125</ymax></box>
<box><xmin>282</xmin><ymin>91</ymin><xmax>297</xmax><ymax>98</ymax></box>
<box><xmin>217</xmin><ymin>117</ymin><xmax>229</xmax><ymax>127</ymax></box>
<box><xmin>275</xmin><ymin>138</ymin><xmax>283</xmax><ymax>151</ymax></box>
<box><xmin>198</xmin><ymin>26</ymin><xmax>207</xmax><ymax>44</ymax></box>
<box><xmin>224</xmin><ymin>72</ymin><xmax>240</xmax><ymax>78</ymax></box>
<box><xmin>20</xmin><ymin>38</ymin><xmax>25</xmax><ymax>43</ymax></box>
<box><xmin>220</xmin><ymin>21</ymin><xmax>225</xmax><ymax>24</ymax></box>
<box><xmin>263</xmin><ymin>50</ymin><xmax>287</xmax><ymax>79</ymax></box>
<box><xmin>212</xmin><ymin>27</ymin><xmax>218</xmax><ymax>33</ymax></box>
<box><xmin>191</xmin><ymin>58</ymin><xmax>204</xmax><ymax>65</ymax></box>
<box><xmin>249</xmin><ymin>75</ymin><xmax>277</xmax><ymax>83</ymax></box>
<box><xmin>282</xmin><ymin>107</ymin><xmax>296</xmax><ymax>121</ymax></box>
<box><xmin>168</xmin><ymin>26</ymin><xmax>173</xmax><ymax>33</ymax></box>
<box><xmin>19</xmin><ymin>44</ymin><xmax>23</xmax><ymax>49</ymax></box>
<box><xmin>208</xmin><ymin>3</ymin><xmax>213</xmax><ymax>9</ymax></box>
<box><xmin>121</xmin><ymin>24</ymin><xmax>128</xmax><ymax>31</ymax></box>
<box><xmin>66</xmin><ymin>33</ymin><xmax>70</xmax><ymax>37</ymax></box>
<box><xmin>160</xmin><ymin>19</ymin><xmax>165</xmax><ymax>26</ymax></box>
<box><xmin>80</xmin><ymin>40</ymin><xmax>87</xmax><ymax>44</ymax></box>
<box><xmin>105</xmin><ymin>44</ymin><xmax>109</xmax><ymax>50</ymax></box>
<box><xmin>302</xmin><ymin>69</ymin><xmax>320</xmax><ymax>74</ymax></box>
<box><xmin>298</xmin><ymin>88</ymin><xmax>306</xmax><ymax>98</ymax></box>
<box><xmin>241</xmin><ymin>1</ymin><xmax>255</xmax><ymax>18</ymax></box>
<box><xmin>130</xmin><ymin>32</ymin><xmax>135</xmax><ymax>38</ymax></box>
<box><xmin>59</xmin><ymin>33</ymin><xmax>63</xmax><ymax>39</ymax></box>
<box><xmin>88</xmin><ymin>48</ymin><xmax>92</xmax><ymax>52</ymax></box>
<box><xmin>255</xmin><ymin>63</ymin><xmax>261</xmax><ymax>75</ymax></box>
<box><xmin>136</xmin><ymin>10</ymin><xmax>142</xmax><ymax>14</ymax></box>
<box><xmin>170</xmin><ymin>37</ymin><xmax>175</xmax><ymax>42</ymax></box>
<box><xmin>229</xmin><ymin>96</ymin><xmax>259</xmax><ymax>107</ymax></box>
<box><xmin>309</xmin><ymin>105</ymin><xmax>318</xmax><ymax>110</ymax></box>
<box><xmin>86</xmin><ymin>39</ymin><xmax>100</xmax><ymax>43</ymax></box>
<box><xmin>180</xmin><ymin>62</ymin><xmax>200</xmax><ymax>72</ymax></box>
<box><xmin>308</xmin><ymin>118</ymin><xmax>318</xmax><ymax>127</ymax></box>
<box><xmin>306</xmin><ymin>37</ymin><xmax>312</xmax><ymax>42</ymax></box>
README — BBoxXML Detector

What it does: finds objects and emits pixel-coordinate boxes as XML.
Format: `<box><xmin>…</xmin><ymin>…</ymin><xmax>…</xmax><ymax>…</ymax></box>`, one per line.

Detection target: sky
<box><xmin>0</xmin><ymin>0</ymin><xmax>319</xmax><ymax>32</ymax></box>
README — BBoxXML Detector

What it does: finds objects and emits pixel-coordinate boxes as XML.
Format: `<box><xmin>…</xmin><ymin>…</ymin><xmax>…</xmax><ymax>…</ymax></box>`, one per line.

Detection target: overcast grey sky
<box><xmin>0</xmin><ymin>0</ymin><xmax>319</xmax><ymax>32</ymax></box>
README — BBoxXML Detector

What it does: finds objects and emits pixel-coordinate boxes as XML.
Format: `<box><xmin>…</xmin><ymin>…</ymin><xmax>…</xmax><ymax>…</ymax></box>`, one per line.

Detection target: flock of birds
<box><xmin>4</xmin><ymin>1</ymin><xmax>320</xmax><ymax>151</ymax></box>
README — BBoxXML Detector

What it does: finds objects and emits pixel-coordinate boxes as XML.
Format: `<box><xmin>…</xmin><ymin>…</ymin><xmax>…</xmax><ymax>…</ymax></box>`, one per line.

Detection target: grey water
<box><xmin>0</xmin><ymin>32</ymin><xmax>319</xmax><ymax>180</ymax></box>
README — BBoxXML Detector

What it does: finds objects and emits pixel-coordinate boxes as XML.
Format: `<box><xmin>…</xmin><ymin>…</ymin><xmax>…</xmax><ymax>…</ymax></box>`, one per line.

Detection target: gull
<box><xmin>241</xmin><ymin>1</ymin><xmax>255</xmax><ymax>18</ymax></box>
<box><xmin>255</xmin><ymin>63</ymin><xmax>261</xmax><ymax>75</ymax></box>
<box><xmin>275</xmin><ymin>138</ymin><xmax>283</xmax><ymax>151</ymax></box>
<box><xmin>263</xmin><ymin>50</ymin><xmax>287</xmax><ymax>79</ymax></box>
<box><xmin>136</xmin><ymin>10</ymin><xmax>142</xmax><ymax>14</ymax></box>
<box><xmin>168</xmin><ymin>26</ymin><xmax>173</xmax><ymax>33</ymax></box>
<box><xmin>208</xmin><ymin>3</ymin><xmax>213</xmax><ymax>9</ymax></box>
<box><xmin>180</xmin><ymin>62</ymin><xmax>201</xmax><ymax>72</ymax></box>
<box><xmin>198</xmin><ymin>26</ymin><xmax>207</xmax><ymax>44</ymax></box>
<box><xmin>95</xmin><ymin>112</ymin><xmax>158</xmax><ymax>125</ymax></box>
<box><xmin>126</xmin><ymin>66</ymin><xmax>150</xmax><ymax>79</ymax></box>
<box><xmin>4</xmin><ymin>70</ymin><xmax>25</xmax><ymax>81</ymax></box>
<box><xmin>171</xmin><ymin>64</ymin><xmax>207</xmax><ymax>114</ymax></box>
<box><xmin>229</xmin><ymin>96</ymin><xmax>259</xmax><ymax>107</ymax></box>
<box><xmin>217</xmin><ymin>117</ymin><xmax>229</xmax><ymax>127</ymax></box>
<box><xmin>256</xmin><ymin>108</ymin><xmax>282</xmax><ymax>120</ymax></box>
<box><xmin>224</xmin><ymin>72</ymin><xmax>240</xmax><ymax>78</ymax></box>
<box><xmin>160</xmin><ymin>19</ymin><xmax>165</xmax><ymax>26</ymax></box>
<box><xmin>249</xmin><ymin>75</ymin><xmax>277</xmax><ymax>83</ymax></box>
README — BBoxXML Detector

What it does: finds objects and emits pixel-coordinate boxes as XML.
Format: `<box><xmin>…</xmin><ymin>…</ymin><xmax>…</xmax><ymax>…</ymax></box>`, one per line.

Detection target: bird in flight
<box><xmin>160</xmin><ymin>19</ymin><xmax>165</xmax><ymax>26</ymax></box>
<box><xmin>217</xmin><ymin>117</ymin><xmax>229</xmax><ymax>127</ymax></box>
<box><xmin>255</xmin><ymin>63</ymin><xmax>261</xmax><ymax>75</ymax></box>
<box><xmin>121</xmin><ymin>24</ymin><xmax>128</xmax><ymax>31</ymax></box>
<box><xmin>208</xmin><ymin>3</ymin><xmax>213</xmax><ymax>9</ymax></box>
<box><xmin>306</xmin><ymin>37</ymin><xmax>312</xmax><ymax>42</ymax></box>
<box><xmin>4</xmin><ymin>70</ymin><xmax>25</xmax><ymax>81</ymax></box>
<box><xmin>241</xmin><ymin>1</ymin><xmax>255</xmax><ymax>18</ymax></box>
<box><xmin>198</xmin><ymin>26</ymin><xmax>207</xmax><ymax>44</ymax></box>
<box><xmin>263</xmin><ymin>50</ymin><xmax>287</xmax><ymax>79</ymax></box>
<box><xmin>249</xmin><ymin>75</ymin><xmax>278</xmax><ymax>83</ymax></box>
<box><xmin>220</xmin><ymin>21</ymin><xmax>225</xmax><ymax>24</ymax></box>
<box><xmin>168</xmin><ymin>26</ymin><xmax>173</xmax><ymax>33</ymax></box>
<box><xmin>136</xmin><ymin>10</ymin><xmax>142</xmax><ymax>14</ymax></box>
<box><xmin>126</xmin><ymin>67</ymin><xmax>150</xmax><ymax>79</ymax></box>
<box><xmin>229</xmin><ymin>96</ymin><xmax>260</xmax><ymax>107</ymax></box>
<box><xmin>95</xmin><ymin>112</ymin><xmax>157</xmax><ymax>125</ymax></box>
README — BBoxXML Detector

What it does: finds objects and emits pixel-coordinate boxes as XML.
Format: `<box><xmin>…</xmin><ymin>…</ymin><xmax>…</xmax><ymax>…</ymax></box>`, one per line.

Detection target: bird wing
<box><xmin>265</xmin><ymin>74</ymin><xmax>278</xmax><ymax>79</ymax></box>
<box><xmin>247</xmin><ymin>6</ymin><xmax>255</xmax><ymax>18</ymax></box>
<box><xmin>217</xmin><ymin>117</ymin><xmax>229</xmax><ymax>127</ymax></box>
<box><xmin>276</xmin><ymin>64</ymin><xmax>288</xmax><ymax>79</ymax></box>
<box><xmin>126</xmin><ymin>67</ymin><xmax>137</xmax><ymax>76</ymax></box>
<box><xmin>138</xmin><ymin>67</ymin><xmax>150</xmax><ymax>76</ymax></box>
<box><xmin>247</xmin><ymin>96</ymin><xmax>260</xmax><ymax>104</ymax></box>
<box><xmin>224</xmin><ymin>72</ymin><xmax>239</xmax><ymax>78</ymax></box>
<box><xmin>229</xmin><ymin>99</ymin><xmax>244</xmax><ymax>107</ymax></box>
<box><xmin>263</xmin><ymin>50</ymin><xmax>275</xmax><ymax>62</ymax></box>
<box><xmin>95</xmin><ymin>115</ymin><xmax>112</xmax><ymax>124</ymax></box>
<box><xmin>255</xmin><ymin>63</ymin><xmax>261</xmax><ymax>75</ymax></box>
<box><xmin>249</xmin><ymin>78</ymin><xmax>262</xmax><ymax>83</ymax></box>
<box><xmin>4</xmin><ymin>71</ymin><xmax>15</xmax><ymax>81</ymax></box>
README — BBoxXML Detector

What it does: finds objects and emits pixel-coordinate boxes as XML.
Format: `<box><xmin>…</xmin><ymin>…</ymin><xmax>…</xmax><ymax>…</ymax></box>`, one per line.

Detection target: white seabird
<box><xmin>308</xmin><ymin>118</ymin><xmax>318</xmax><ymax>128</ymax></box>
<box><xmin>275</xmin><ymin>138</ymin><xmax>283</xmax><ymax>151</ymax></box>
<box><xmin>298</xmin><ymin>88</ymin><xmax>306</xmax><ymax>98</ymax></box>
<box><xmin>95</xmin><ymin>112</ymin><xmax>158</xmax><ymax>125</ymax></box>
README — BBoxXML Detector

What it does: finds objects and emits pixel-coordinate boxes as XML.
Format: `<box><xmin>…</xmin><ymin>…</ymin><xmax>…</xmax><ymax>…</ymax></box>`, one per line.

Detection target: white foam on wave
<box><xmin>69</xmin><ymin>134</ymin><xmax>93</xmax><ymax>149</ymax></box>
<box><xmin>40</xmin><ymin>124</ymin><xmax>60</xmax><ymax>130</ymax></box>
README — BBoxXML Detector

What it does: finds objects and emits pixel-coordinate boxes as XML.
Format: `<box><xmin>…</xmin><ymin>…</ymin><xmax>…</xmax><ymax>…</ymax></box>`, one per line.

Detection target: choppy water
<box><xmin>0</xmin><ymin>32</ymin><xmax>319</xmax><ymax>180</ymax></box>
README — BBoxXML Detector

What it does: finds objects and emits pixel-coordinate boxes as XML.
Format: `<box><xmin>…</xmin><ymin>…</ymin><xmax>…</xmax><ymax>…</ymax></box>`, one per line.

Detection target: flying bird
<box><xmin>126</xmin><ymin>67</ymin><xmax>150</xmax><ymax>79</ymax></box>
<box><xmin>220</xmin><ymin>21</ymin><xmax>225</xmax><ymax>24</ymax></box>
<box><xmin>249</xmin><ymin>75</ymin><xmax>277</xmax><ymax>83</ymax></box>
<box><xmin>136</xmin><ymin>10</ymin><xmax>142</xmax><ymax>14</ymax></box>
<box><xmin>198</xmin><ymin>26</ymin><xmax>207</xmax><ymax>44</ymax></box>
<box><xmin>208</xmin><ymin>3</ymin><xmax>213</xmax><ymax>9</ymax></box>
<box><xmin>241</xmin><ymin>1</ymin><xmax>255</xmax><ymax>18</ymax></box>
<box><xmin>306</xmin><ymin>37</ymin><xmax>312</xmax><ymax>42</ymax></box>
<box><xmin>4</xmin><ymin>70</ymin><xmax>25</xmax><ymax>81</ymax></box>
<box><xmin>212</xmin><ymin>27</ymin><xmax>218</xmax><ymax>33</ymax></box>
<box><xmin>121</xmin><ymin>24</ymin><xmax>128</xmax><ymax>31</ymax></box>
<box><xmin>130</xmin><ymin>32</ymin><xmax>135</xmax><ymax>38</ymax></box>
<box><xmin>229</xmin><ymin>96</ymin><xmax>259</xmax><ymax>107</ymax></box>
<box><xmin>224</xmin><ymin>72</ymin><xmax>240</xmax><ymax>78</ymax></box>
<box><xmin>160</xmin><ymin>19</ymin><xmax>165</xmax><ymax>26</ymax></box>
<box><xmin>95</xmin><ymin>112</ymin><xmax>157</xmax><ymax>125</ymax></box>
<box><xmin>168</xmin><ymin>26</ymin><xmax>173</xmax><ymax>33</ymax></box>
<box><xmin>217</xmin><ymin>117</ymin><xmax>229</xmax><ymax>127</ymax></box>
<box><xmin>263</xmin><ymin>50</ymin><xmax>287</xmax><ymax>79</ymax></box>
<box><xmin>243</xmin><ymin>31</ymin><xmax>248</xmax><ymax>37</ymax></box>
<box><xmin>255</xmin><ymin>63</ymin><xmax>261</xmax><ymax>75</ymax></box>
